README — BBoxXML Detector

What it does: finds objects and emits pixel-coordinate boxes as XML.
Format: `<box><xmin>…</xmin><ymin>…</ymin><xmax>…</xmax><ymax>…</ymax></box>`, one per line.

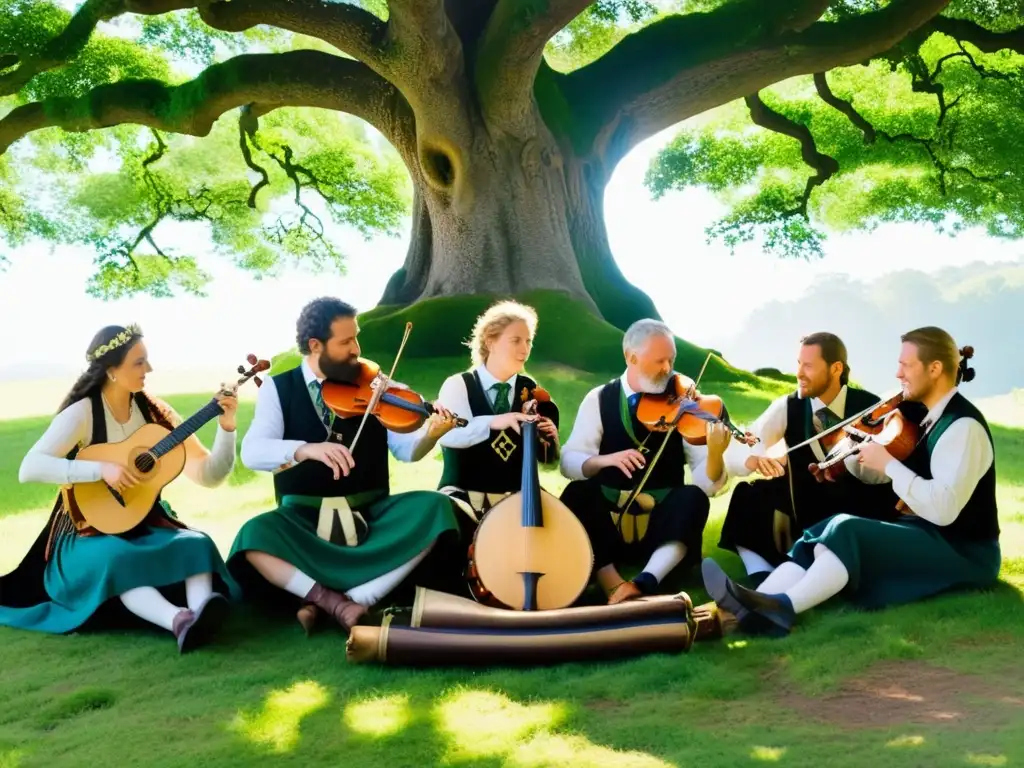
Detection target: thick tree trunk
<box><xmin>378</xmin><ymin>109</ymin><xmax>657</xmax><ymax>329</ymax></box>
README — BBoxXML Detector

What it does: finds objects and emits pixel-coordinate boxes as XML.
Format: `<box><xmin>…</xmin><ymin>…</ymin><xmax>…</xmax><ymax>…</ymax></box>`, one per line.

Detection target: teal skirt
<box><xmin>0</xmin><ymin>524</ymin><xmax>237</xmax><ymax>635</ymax></box>
<box><xmin>227</xmin><ymin>490</ymin><xmax>460</xmax><ymax>594</ymax></box>
<box><xmin>789</xmin><ymin>513</ymin><xmax>1001</xmax><ymax>609</ymax></box>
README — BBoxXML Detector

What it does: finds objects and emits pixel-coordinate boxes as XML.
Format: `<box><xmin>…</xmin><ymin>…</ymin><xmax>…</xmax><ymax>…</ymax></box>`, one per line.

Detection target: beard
<box><xmin>799</xmin><ymin>372</ymin><xmax>832</xmax><ymax>399</ymax></box>
<box><xmin>636</xmin><ymin>370</ymin><xmax>672</xmax><ymax>394</ymax></box>
<box><xmin>319</xmin><ymin>350</ymin><xmax>361</xmax><ymax>383</ymax></box>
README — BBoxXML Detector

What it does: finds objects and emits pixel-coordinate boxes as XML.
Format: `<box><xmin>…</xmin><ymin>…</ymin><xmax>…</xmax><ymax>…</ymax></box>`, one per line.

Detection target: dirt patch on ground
<box><xmin>777</xmin><ymin>660</ymin><xmax>1024</xmax><ymax>729</ymax></box>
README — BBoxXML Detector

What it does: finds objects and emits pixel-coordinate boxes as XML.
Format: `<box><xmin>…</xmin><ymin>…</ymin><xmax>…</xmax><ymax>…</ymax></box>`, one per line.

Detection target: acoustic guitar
<box><xmin>67</xmin><ymin>354</ymin><xmax>269</xmax><ymax>535</ymax></box>
<box><xmin>466</xmin><ymin>399</ymin><xmax>593</xmax><ymax>611</ymax></box>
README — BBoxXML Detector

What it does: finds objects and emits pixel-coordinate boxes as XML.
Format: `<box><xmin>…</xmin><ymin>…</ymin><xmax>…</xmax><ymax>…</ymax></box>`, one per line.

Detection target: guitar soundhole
<box><xmin>134</xmin><ymin>453</ymin><xmax>156</xmax><ymax>474</ymax></box>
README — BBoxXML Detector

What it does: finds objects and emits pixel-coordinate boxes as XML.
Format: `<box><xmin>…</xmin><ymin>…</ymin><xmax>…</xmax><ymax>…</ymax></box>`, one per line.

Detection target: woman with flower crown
<box><xmin>0</xmin><ymin>324</ymin><xmax>239</xmax><ymax>653</ymax></box>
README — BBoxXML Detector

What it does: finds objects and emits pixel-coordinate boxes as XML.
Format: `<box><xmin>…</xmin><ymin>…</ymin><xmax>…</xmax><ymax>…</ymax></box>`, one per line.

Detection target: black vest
<box><xmin>438</xmin><ymin>371</ymin><xmax>559</xmax><ymax>493</ymax></box>
<box><xmin>596</xmin><ymin>378</ymin><xmax>686</xmax><ymax>491</ymax></box>
<box><xmin>270</xmin><ymin>367</ymin><xmax>390</xmax><ymax>502</ymax></box>
<box><xmin>901</xmin><ymin>392</ymin><xmax>999</xmax><ymax>542</ymax></box>
<box><xmin>783</xmin><ymin>387</ymin><xmax>909</xmax><ymax>523</ymax></box>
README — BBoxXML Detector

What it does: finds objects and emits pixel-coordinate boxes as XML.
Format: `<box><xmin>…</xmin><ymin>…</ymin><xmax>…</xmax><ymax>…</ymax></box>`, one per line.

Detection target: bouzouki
<box><xmin>466</xmin><ymin>398</ymin><xmax>593</xmax><ymax>611</ymax></box>
<box><xmin>66</xmin><ymin>354</ymin><xmax>270</xmax><ymax>535</ymax></box>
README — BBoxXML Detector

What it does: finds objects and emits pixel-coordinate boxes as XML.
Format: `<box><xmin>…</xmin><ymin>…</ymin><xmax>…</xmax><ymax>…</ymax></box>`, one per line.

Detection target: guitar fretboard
<box><xmin>151</xmin><ymin>400</ymin><xmax>222</xmax><ymax>458</ymax></box>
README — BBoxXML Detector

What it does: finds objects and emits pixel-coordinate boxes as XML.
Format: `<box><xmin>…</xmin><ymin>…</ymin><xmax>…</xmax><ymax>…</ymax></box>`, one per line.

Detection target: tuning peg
<box><xmin>247</xmin><ymin>353</ymin><xmax>258</xmax><ymax>365</ymax></box>
<box><xmin>237</xmin><ymin>365</ymin><xmax>246</xmax><ymax>374</ymax></box>
<box><xmin>254</xmin><ymin>375</ymin><xmax>264</xmax><ymax>388</ymax></box>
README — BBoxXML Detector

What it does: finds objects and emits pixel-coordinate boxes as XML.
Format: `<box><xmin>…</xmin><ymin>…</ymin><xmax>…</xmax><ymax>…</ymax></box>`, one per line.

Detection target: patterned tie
<box><xmin>813</xmin><ymin>405</ymin><xmax>840</xmax><ymax>434</ymax></box>
<box><xmin>491</xmin><ymin>382</ymin><xmax>511</xmax><ymax>414</ymax></box>
<box><xmin>308</xmin><ymin>380</ymin><xmax>334</xmax><ymax>430</ymax></box>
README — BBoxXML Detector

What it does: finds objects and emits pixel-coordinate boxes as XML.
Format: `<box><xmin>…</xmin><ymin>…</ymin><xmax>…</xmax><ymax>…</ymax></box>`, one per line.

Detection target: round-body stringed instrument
<box><xmin>466</xmin><ymin>398</ymin><xmax>593</xmax><ymax>611</ymax></box>
<box><xmin>69</xmin><ymin>354</ymin><xmax>270</xmax><ymax>534</ymax></box>
<box><xmin>635</xmin><ymin>372</ymin><xmax>756</xmax><ymax>445</ymax></box>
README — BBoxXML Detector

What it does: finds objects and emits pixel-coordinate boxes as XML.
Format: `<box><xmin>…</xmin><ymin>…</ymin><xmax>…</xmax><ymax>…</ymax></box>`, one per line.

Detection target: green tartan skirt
<box><xmin>227</xmin><ymin>490</ymin><xmax>460</xmax><ymax>594</ymax></box>
<box><xmin>789</xmin><ymin>513</ymin><xmax>1001</xmax><ymax>609</ymax></box>
<box><xmin>0</xmin><ymin>522</ymin><xmax>236</xmax><ymax>635</ymax></box>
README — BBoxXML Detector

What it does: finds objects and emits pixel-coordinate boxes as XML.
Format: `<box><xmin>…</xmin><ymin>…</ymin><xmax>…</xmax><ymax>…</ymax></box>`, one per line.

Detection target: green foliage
<box><xmin>0</xmin><ymin>4</ymin><xmax>409</xmax><ymax>297</ymax></box>
<box><xmin>270</xmin><ymin>289</ymin><xmax>758</xmax><ymax>386</ymax></box>
<box><xmin>647</xmin><ymin>25</ymin><xmax>1024</xmax><ymax>258</ymax></box>
<box><xmin>544</xmin><ymin>0</ymin><xmax>663</xmax><ymax>71</ymax></box>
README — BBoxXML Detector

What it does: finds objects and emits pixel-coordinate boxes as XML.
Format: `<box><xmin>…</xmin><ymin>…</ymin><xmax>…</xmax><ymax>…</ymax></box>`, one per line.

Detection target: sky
<box><xmin>1</xmin><ymin>124</ymin><xmax>1020</xmax><ymax>389</ymax></box>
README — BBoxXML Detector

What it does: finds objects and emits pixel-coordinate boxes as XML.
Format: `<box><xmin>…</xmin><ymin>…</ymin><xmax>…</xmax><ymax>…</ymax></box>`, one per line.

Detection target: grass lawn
<box><xmin>0</xmin><ymin>354</ymin><xmax>1021</xmax><ymax>767</ymax></box>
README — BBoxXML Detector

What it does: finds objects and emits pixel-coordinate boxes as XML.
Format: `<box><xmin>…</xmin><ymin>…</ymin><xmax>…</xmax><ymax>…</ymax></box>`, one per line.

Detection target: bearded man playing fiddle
<box><xmin>716</xmin><ymin>332</ymin><xmax>903</xmax><ymax>587</ymax></box>
<box><xmin>228</xmin><ymin>297</ymin><xmax>463</xmax><ymax>635</ymax></box>
<box><xmin>703</xmin><ymin>326</ymin><xmax>1000</xmax><ymax>635</ymax></box>
<box><xmin>559</xmin><ymin>319</ymin><xmax>732</xmax><ymax>605</ymax></box>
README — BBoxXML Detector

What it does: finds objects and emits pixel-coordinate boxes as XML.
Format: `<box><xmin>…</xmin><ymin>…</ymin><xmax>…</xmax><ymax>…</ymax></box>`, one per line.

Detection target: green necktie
<box><xmin>491</xmin><ymin>382</ymin><xmax>511</xmax><ymax>414</ymax></box>
<box><xmin>309</xmin><ymin>380</ymin><xmax>335</xmax><ymax>429</ymax></box>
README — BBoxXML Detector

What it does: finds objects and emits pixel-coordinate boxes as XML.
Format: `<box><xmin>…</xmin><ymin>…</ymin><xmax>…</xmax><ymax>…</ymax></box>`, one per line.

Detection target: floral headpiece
<box><xmin>87</xmin><ymin>324</ymin><xmax>142</xmax><ymax>362</ymax></box>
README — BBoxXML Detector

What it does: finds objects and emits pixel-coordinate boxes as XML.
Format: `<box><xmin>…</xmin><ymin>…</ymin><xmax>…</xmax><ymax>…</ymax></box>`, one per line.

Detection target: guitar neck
<box><xmin>150</xmin><ymin>399</ymin><xmax>222</xmax><ymax>458</ymax></box>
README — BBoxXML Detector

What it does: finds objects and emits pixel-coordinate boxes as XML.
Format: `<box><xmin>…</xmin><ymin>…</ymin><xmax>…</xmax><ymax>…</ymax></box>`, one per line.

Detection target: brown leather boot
<box><xmin>304</xmin><ymin>583</ymin><xmax>368</xmax><ymax>633</ymax></box>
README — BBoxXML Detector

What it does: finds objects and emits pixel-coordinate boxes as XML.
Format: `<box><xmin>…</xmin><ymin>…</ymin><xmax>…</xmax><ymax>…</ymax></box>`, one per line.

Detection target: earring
<box><xmin>108</xmin><ymin>373</ymin><xmax>116</xmax><ymax>382</ymax></box>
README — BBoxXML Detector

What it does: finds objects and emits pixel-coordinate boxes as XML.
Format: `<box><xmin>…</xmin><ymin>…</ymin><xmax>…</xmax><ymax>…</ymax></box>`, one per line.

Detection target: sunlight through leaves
<box><xmin>343</xmin><ymin>693</ymin><xmax>411</xmax><ymax>738</ymax></box>
<box><xmin>751</xmin><ymin>746</ymin><xmax>786</xmax><ymax>762</ymax></box>
<box><xmin>230</xmin><ymin>680</ymin><xmax>329</xmax><ymax>753</ymax></box>
<box><xmin>966</xmin><ymin>754</ymin><xmax>1007</xmax><ymax>766</ymax></box>
<box><xmin>434</xmin><ymin>690</ymin><xmax>674</xmax><ymax>766</ymax></box>
<box><xmin>0</xmin><ymin>750</ymin><xmax>23</xmax><ymax>768</ymax></box>
<box><xmin>886</xmin><ymin>735</ymin><xmax>925</xmax><ymax>748</ymax></box>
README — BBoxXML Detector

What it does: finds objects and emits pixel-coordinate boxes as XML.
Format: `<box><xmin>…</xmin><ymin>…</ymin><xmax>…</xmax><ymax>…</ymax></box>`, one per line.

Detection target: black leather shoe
<box><xmin>724</xmin><ymin>580</ymin><xmax>796</xmax><ymax>635</ymax></box>
<box><xmin>702</xmin><ymin>559</ymin><xmax>777</xmax><ymax>636</ymax></box>
<box><xmin>701</xmin><ymin>559</ymin><xmax>747</xmax><ymax>619</ymax></box>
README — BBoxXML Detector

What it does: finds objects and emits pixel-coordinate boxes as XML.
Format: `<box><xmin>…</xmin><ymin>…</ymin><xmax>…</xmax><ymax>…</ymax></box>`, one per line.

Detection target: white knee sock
<box><xmin>642</xmin><ymin>542</ymin><xmax>687</xmax><ymax>582</ymax></box>
<box><xmin>185</xmin><ymin>572</ymin><xmax>213</xmax><ymax>610</ymax></box>
<box><xmin>346</xmin><ymin>543</ymin><xmax>434</xmax><ymax>607</ymax></box>
<box><xmin>736</xmin><ymin>546</ymin><xmax>775</xmax><ymax>576</ymax></box>
<box><xmin>284</xmin><ymin>569</ymin><xmax>316</xmax><ymax>599</ymax></box>
<box><xmin>119</xmin><ymin>587</ymin><xmax>183</xmax><ymax>632</ymax></box>
<box><xmin>783</xmin><ymin>544</ymin><xmax>849</xmax><ymax>614</ymax></box>
<box><xmin>756</xmin><ymin>561</ymin><xmax>806</xmax><ymax>594</ymax></box>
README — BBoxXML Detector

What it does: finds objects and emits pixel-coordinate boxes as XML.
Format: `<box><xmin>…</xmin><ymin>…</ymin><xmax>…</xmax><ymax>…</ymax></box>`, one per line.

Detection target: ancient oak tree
<box><xmin>1</xmin><ymin>1</ymin><xmax>1015</xmax><ymax>328</ymax></box>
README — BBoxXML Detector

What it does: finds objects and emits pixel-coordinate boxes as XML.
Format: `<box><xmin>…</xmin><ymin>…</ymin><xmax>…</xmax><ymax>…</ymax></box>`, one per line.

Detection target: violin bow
<box><xmin>348</xmin><ymin>321</ymin><xmax>413</xmax><ymax>454</ymax></box>
<box><xmin>780</xmin><ymin>387</ymin><xmax>904</xmax><ymax>456</ymax></box>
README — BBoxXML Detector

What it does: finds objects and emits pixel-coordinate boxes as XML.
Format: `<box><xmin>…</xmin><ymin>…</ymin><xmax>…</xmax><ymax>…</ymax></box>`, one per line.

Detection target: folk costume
<box><xmin>228</xmin><ymin>359</ymin><xmax>462</xmax><ymax>614</ymax></box>
<box><xmin>0</xmin><ymin>392</ymin><xmax>237</xmax><ymax>649</ymax></box>
<box><xmin>434</xmin><ymin>365</ymin><xmax>559</xmax><ymax>538</ymax></box>
<box><xmin>705</xmin><ymin>387</ymin><xmax>1000</xmax><ymax>635</ymax></box>
<box><xmin>718</xmin><ymin>384</ymin><xmax>915</xmax><ymax>579</ymax></box>
<box><xmin>559</xmin><ymin>374</ymin><xmax>727</xmax><ymax>594</ymax></box>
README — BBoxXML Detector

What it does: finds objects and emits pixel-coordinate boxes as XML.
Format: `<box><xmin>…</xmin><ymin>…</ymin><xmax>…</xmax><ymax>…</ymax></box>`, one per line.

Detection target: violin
<box><xmin>808</xmin><ymin>392</ymin><xmax>921</xmax><ymax>483</ymax></box>
<box><xmin>321</xmin><ymin>357</ymin><xmax>468</xmax><ymax>434</ymax></box>
<box><xmin>635</xmin><ymin>373</ymin><xmax>757</xmax><ymax>446</ymax></box>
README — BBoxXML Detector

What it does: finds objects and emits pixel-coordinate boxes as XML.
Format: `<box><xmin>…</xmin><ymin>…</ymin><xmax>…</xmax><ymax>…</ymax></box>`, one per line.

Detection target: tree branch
<box><xmin>0</xmin><ymin>50</ymin><xmax>416</xmax><ymax>159</ymax></box>
<box><xmin>930</xmin><ymin>16</ymin><xmax>1024</xmax><ymax>54</ymax></box>
<box><xmin>744</xmin><ymin>92</ymin><xmax>838</xmax><ymax>218</ymax></box>
<box><xmin>384</xmin><ymin>0</ymin><xmax>465</xmax><ymax>90</ymax></box>
<box><xmin>565</xmin><ymin>0</ymin><xmax>951</xmax><ymax>166</ymax></box>
<box><xmin>0</xmin><ymin>0</ymin><xmax>389</xmax><ymax>97</ymax></box>
<box><xmin>475</xmin><ymin>0</ymin><xmax>592</xmax><ymax>134</ymax></box>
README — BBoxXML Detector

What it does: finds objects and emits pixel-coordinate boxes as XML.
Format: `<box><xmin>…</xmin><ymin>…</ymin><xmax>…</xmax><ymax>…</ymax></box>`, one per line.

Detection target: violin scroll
<box><xmin>235</xmin><ymin>354</ymin><xmax>271</xmax><ymax>389</ymax></box>
<box><xmin>957</xmin><ymin>345</ymin><xmax>975</xmax><ymax>384</ymax></box>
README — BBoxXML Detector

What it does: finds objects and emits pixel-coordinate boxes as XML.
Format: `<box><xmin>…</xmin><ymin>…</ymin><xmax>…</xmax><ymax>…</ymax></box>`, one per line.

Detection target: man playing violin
<box><xmin>717</xmin><ymin>332</ymin><xmax>900</xmax><ymax>586</ymax></box>
<box><xmin>227</xmin><ymin>297</ymin><xmax>464</xmax><ymax>635</ymax></box>
<box><xmin>703</xmin><ymin>326</ymin><xmax>1000</xmax><ymax>635</ymax></box>
<box><xmin>559</xmin><ymin>319</ymin><xmax>731</xmax><ymax>604</ymax></box>
<box><xmin>433</xmin><ymin>300</ymin><xmax>560</xmax><ymax>539</ymax></box>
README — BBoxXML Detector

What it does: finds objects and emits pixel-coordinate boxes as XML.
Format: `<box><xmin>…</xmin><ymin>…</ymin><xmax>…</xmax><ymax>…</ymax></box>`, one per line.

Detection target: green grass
<box><xmin>0</xmin><ymin>298</ymin><xmax>1021</xmax><ymax>767</ymax></box>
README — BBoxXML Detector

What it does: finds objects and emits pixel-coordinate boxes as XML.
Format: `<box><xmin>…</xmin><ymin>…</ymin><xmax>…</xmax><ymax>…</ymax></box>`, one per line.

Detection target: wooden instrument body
<box><xmin>70</xmin><ymin>423</ymin><xmax>186</xmax><ymax>534</ymax></box>
<box><xmin>466</xmin><ymin>489</ymin><xmax>593</xmax><ymax>611</ymax></box>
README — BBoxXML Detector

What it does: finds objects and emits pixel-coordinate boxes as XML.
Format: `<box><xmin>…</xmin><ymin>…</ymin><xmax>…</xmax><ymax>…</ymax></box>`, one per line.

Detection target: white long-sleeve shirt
<box><xmin>434</xmin><ymin>364</ymin><xmax>520</xmax><ymax>449</ymax></box>
<box><xmin>19</xmin><ymin>395</ymin><xmax>236</xmax><ymax>488</ymax></box>
<box><xmin>559</xmin><ymin>373</ymin><xmax>728</xmax><ymax>496</ymax></box>
<box><xmin>883</xmin><ymin>388</ymin><xmax>994</xmax><ymax>527</ymax></box>
<box><xmin>240</xmin><ymin>357</ymin><xmax>434</xmax><ymax>472</ymax></box>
